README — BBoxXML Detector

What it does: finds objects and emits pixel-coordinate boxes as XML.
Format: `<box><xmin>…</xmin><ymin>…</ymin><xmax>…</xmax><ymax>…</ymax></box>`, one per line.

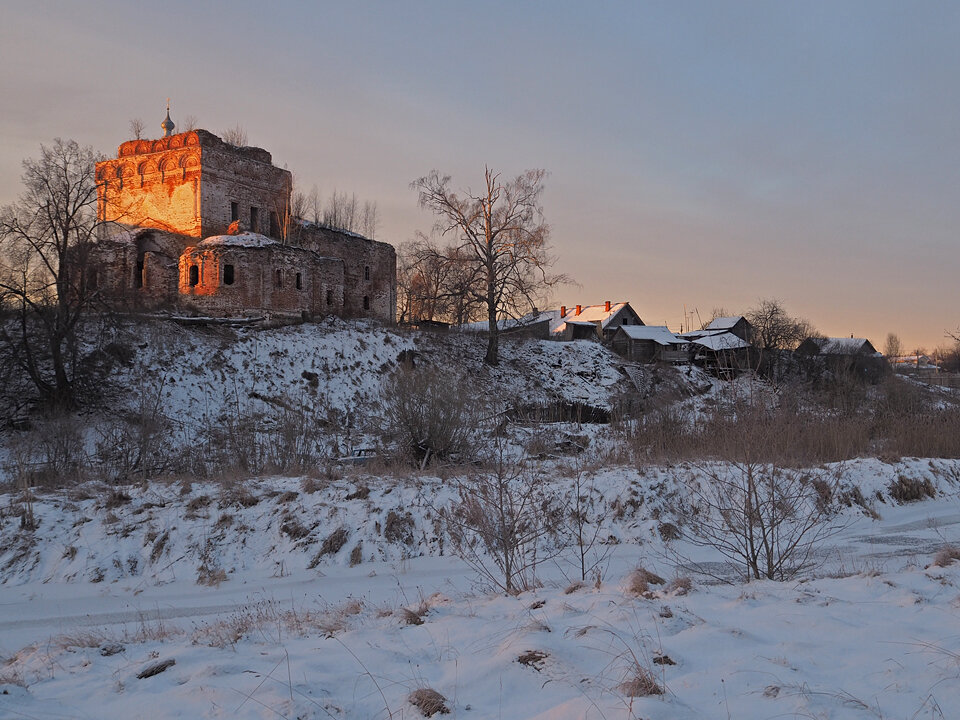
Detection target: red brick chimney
<box><xmin>560</xmin><ymin>305</ymin><xmax>566</xmax><ymax>318</ymax></box>
<box><xmin>575</xmin><ymin>305</ymin><xmax>582</xmax><ymax>316</ymax></box>
<box><xmin>605</xmin><ymin>300</ymin><xmax>611</xmax><ymax>312</ymax></box>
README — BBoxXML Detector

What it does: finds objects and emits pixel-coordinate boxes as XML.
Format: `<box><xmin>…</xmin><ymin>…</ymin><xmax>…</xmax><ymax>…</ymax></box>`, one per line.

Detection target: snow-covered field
<box><xmin>2</xmin><ymin>458</ymin><xmax>959</xmax><ymax>719</ymax></box>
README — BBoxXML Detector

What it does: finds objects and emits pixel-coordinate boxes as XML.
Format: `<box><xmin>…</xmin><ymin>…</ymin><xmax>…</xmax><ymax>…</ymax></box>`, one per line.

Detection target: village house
<box><xmin>610</xmin><ymin>325</ymin><xmax>689</xmax><ymax>363</ymax></box>
<box><xmin>552</xmin><ymin>301</ymin><xmax>642</xmax><ymax>341</ymax></box>
<box><xmin>91</xmin><ymin>108</ymin><xmax>396</xmax><ymax>321</ymax></box>
<box><xmin>796</xmin><ymin>336</ymin><xmax>887</xmax><ymax>382</ymax></box>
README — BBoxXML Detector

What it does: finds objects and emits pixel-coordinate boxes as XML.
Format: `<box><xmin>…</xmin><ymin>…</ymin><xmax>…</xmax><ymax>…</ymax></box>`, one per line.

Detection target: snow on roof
<box><xmin>811</xmin><ymin>337</ymin><xmax>875</xmax><ymax>355</ymax></box>
<box><xmin>705</xmin><ymin>316</ymin><xmax>745</xmax><ymax>331</ymax></box>
<box><xmin>458</xmin><ymin>310</ymin><xmax>559</xmax><ymax>333</ymax></box>
<box><xmin>692</xmin><ymin>332</ymin><xmax>751</xmax><ymax>351</ymax></box>
<box><xmin>552</xmin><ymin>302</ymin><xmax>634</xmax><ymax>335</ymax></box>
<box><xmin>618</xmin><ymin>325</ymin><xmax>688</xmax><ymax>346</ymax></box>
<box><xmin>199</xmin><ymin>232</ymin><xmax>278</xmax><ymax>248</ymax></box>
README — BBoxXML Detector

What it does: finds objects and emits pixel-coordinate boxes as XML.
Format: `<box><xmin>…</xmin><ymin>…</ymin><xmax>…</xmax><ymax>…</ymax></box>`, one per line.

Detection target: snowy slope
<box><xmin>1</xmin><ymin>460</ymin><xmax>959</xmax><ymax>719</ymax></box>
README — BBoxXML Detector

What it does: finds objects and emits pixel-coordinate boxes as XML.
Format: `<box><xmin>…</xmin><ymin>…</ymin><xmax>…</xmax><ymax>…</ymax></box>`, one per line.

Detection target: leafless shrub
<box><xmin>220</xmin><ymin>125</ymin><xmax>248</xmax><ymax>147</ymax></box>
<box><xmin>563</xmin><ymin>460</ymin><xmax>611</xmax><ymax>582</ymax></box>
<box><xmin>408</xmin><ymin>687</ymin><xmax>450</xmax><ymax>717</ymax></box>
<box><xmin>349</xmin><ymin>542</ymin><xmax>363</xmax><ymax>566</ymax></box>
<box><xmin>675</xmin><ymin>405</ymin><xmax>847</xmax><ymax>582</ymax></box>
<box><xmin>443</xmin><ymin>446</ymin><xmax>561</xmax><ymax>595</ymax></box>
<box><xmin>381</xmin><ymin>363</ymin><xmax>483</xmax><ymax>466</ymax></box>
<box><xmin>681</xmin><ymin>458</ymin><xmax>845</xmax><ymax>582</ymax></box>
<box><xmin>932</xmin><ymin>546</ymin><xmax>960</xmax><ymax>568</ymax></box>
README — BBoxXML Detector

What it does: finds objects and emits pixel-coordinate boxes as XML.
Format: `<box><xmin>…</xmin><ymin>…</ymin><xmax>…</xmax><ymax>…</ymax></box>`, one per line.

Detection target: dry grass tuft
<box><xmin>626</xmin><ymin>567</ymin><xmax>666</xmax><ymax>597</ymax></box>
<box><xmin>402</xmin><ymin>607</ymin><xmax>425</xmax><ymax>626</ymax></box>
<box><xmin>932</xmin><ymin>545</ymin><xmax>960</xmax><ymax>568</ymax></box>
<box><xmin>408</xmin><ymin>687</ymin><xmax>450</xmax><ymax>717</ymax></box>
<box><xmin>618</xmin><ymin>667</ymin><xmax>664</xmax><ymax>697</ymax></box>
<box><xmin>564</xmin><ymin>581</ymin><xmax>586</xmax><ymax>595</ymax></box>
<box><xmin>517</xmin><ymin>649</ymin><xmax>549</xmax><ymax>671</ymax></box>
<box><xmin>889</xmin><ymin>475</ymin><xmax>936</xmax><ymax>503</ymax></box>
<box><xmin>309</xmin><ymin>527</ymin><xmax>349</xmax><ymax>568</ymax></box>
<box><xmin>666</xmin><ymin>576</ymin><xmax>693</xmax><ymax>596</ymax></box>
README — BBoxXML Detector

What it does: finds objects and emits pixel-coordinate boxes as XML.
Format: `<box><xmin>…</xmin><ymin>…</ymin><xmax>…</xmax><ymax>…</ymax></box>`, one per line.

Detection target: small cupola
<box><xmin>161</xmin><ymin>99</ymin><xmax>175</xmax><ymax>137</ymax></box>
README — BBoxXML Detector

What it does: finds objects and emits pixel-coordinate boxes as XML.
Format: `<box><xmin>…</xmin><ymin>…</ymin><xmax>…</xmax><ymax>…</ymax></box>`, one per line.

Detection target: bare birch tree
<box><xmin>413</xmin><ymin>167</ymin><xmax>565</xmax><ymax>365</ymax></box>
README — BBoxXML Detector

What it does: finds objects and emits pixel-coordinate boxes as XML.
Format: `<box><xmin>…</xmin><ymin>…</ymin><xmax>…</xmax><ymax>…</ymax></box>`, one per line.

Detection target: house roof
<box><xmin>552</xmin><ymin>302</ymin><xmax>637</xmax><ymax>335</ymax></box>
<box><xmin>705</xmin><ymin>316</ymin><xmax>746</xmax><ymax>331</ymax></box>
<box><xmin>458</xmin><ymin>309</ymin><xmax>559</xmax><ymax>333</ymax></box>
<box><xmin>691</xmin><ymin>332</ymin><xmax>751</xmax><ymax>351</ymax></box>
<box><xmin>807</xmin><ymin>337</ymin><xmax>878</xmax><ymax>355</ymax></box>
<box><xmin>618</xmin><ymin>325</ymin><xmax>688</xmax><ymax>346</ymax></box>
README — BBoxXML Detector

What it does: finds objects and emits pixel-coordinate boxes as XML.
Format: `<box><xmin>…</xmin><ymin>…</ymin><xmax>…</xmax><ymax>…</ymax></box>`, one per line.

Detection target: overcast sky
<box><xmin>2</xmin><ymin>1</ymin><xmax>958</xmax><ymax>351</ymax></box>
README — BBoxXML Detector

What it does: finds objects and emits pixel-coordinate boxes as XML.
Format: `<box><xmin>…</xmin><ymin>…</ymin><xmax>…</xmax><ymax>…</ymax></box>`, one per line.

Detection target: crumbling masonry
<box><xmin>92</xmin><ymin>115</ymin><xmax>396</xmax><ymax>321</ymax></box>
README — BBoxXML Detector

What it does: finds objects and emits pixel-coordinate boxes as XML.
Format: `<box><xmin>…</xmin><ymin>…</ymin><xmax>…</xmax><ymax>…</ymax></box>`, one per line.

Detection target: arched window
<box><xmin>189</xmin><ymin>265</ymin><xmax>199</xmax><ymax>286</ymax></box>
<box><xmin>364</xmin><ymin>265</ymin><xmax>370</xmax><ymax>281</ymax></box>
<box><xmin>363</xmin><ymin>295</ymin><xmax>370</xmax><ymax>311</ymax></box>
<box><xmin>326</xmin><ymin>289</ymin><xmax>333</xmax><ymax>306</ymax></box>
<box><xmin>223</xmin><ymin>264</ymin><xmax>235</xmax><ymax>286</ymax></box>
<box><xmin>295</xmin><ymin>272</ymin><xmax>302</xmax><ymax>290</ymax></box>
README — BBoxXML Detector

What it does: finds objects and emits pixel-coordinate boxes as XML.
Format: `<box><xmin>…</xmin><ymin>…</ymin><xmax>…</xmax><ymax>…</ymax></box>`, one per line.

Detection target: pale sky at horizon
<box><xmin>2</xmin><ymin>1</ymin><xmax>958</xmax><ymax>352</ymax></box>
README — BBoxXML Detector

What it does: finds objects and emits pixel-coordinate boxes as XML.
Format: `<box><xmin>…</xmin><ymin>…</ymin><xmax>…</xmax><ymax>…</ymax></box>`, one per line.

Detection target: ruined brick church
<box><xmin>93</xmin><ymin>107</ymin><xmax>396</xmax><ymax>321</ymax></box>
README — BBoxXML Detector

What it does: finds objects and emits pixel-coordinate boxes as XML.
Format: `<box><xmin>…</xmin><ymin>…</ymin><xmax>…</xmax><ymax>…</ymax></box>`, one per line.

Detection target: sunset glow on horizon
<box><xmin>2</xmin><ymin>1</ymin><xmax>958</xmax><ymax>352</ymax></box>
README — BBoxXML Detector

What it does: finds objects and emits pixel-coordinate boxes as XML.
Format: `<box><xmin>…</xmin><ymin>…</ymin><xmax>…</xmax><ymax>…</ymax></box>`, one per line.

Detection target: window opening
<box><xmin>223</xmin><ymin>264</ymin><xmax>235</xmax><ymax>285</ymax></box>
<box><xmin>136</xmin><ymin>258</ymin><xmax>145</xmax><ymax>289</ymax></box>
<box><xmin>326</xmin><ymin>289</ymin><xmax>333</xmax><ymax>306</ymax></box>
<box><xmin>363</xmin><ymin>295</ymin><xmax>370</xmax><ymax>311</ymax></box>
<box><xmin>189</xmin><ymin>265</ymin><xmax>199</xmax><ymax>286</ymax></box>
<box><xmin>364</xmin><ymin>265</ymin><xmax>370</xmax><ymax>281</ymax></box>
<box><xmin>250</xmin><ymin>206</ymin><xmax>259</xmax><ymax>232</ymax></box>
<box><xmin>230</xmin><ymin>202</ymin><xmax>239</xmax><ymax>222</ymax></box>
<box><xmin>275</xmin><ymin>268</ymin><xmax>282</xmax><ymax>288</ymax></box>
<box><xmin>295</xmin><ymin>272</ymin><xmax>302</xmax><ymax>290</ymax></box>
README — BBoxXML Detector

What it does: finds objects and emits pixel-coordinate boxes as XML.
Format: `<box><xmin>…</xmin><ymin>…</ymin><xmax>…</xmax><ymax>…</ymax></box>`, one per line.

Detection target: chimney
<box><xmin>605</xmin><ymin>300</ymin><xmax>611</xmax><ymax>312</ymax></box>
<box><xmin>560</xmin><ymin>305</ymin><xmax>566</xmax><ymax>318</ymax></box>
<box><xmin>575</xmin><ymin>305</ymin><xmax>582</xmax><ymax>316</ymax></box>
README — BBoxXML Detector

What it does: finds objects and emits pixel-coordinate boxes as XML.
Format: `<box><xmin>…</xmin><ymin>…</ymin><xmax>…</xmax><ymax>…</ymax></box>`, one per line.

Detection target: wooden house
<box><xmin>611</xmin><ymin>325</ymin><xmax>689</xmax><ymax>363</ymax></box>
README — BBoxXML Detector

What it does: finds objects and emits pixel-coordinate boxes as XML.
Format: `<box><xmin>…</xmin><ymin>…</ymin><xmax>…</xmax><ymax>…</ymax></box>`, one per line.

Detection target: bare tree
<box><xmin>322</xmin><ymin>190</ymin><xmax>358</xmax><ymax>232</ymax></box>
<box><xmin>884</xmin><ymin>333</ymin><xmax>902</xmax><ymax>363</ymax></box>
<box><xmin>306</xmin><ymin>185</ymin><xmax>321</xmax><ymax>224</ymax></box>
<box><xmin>399</xmin><ymin>238</ymin><xmax>485</xmax><ymax>325</ymax></box>
<box><xmin>747</xmin><ymin>298</ymin><xmax>814</xmax><ymax>380</ymax></box>
<box><xmin>220</xmin><ymin>125</ymin><xmax>248</xmax><ymax>147</ymax></box>
<box><xmin>413</xmin><ymin>167</ymin><xmax>566</xmax><ymax>365</ymax></box>
<box><xmin>128</xmin><ymin>118</ymin><xmax>145</xmax><ymax>140</ymax></box>
<box><xmin>0</xmin><ymin>139</ymin><xmax>104</xmax><ymax>410</ymax></box>
<box><xmin>181</xmin><ymin>114</ymin><xmax>198</xmax><ymax>132</ymax></box>
<box><xmin>359</xmin><ymin>200</ymin><xmax>379</xmax><ymax>239</ymax></box>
